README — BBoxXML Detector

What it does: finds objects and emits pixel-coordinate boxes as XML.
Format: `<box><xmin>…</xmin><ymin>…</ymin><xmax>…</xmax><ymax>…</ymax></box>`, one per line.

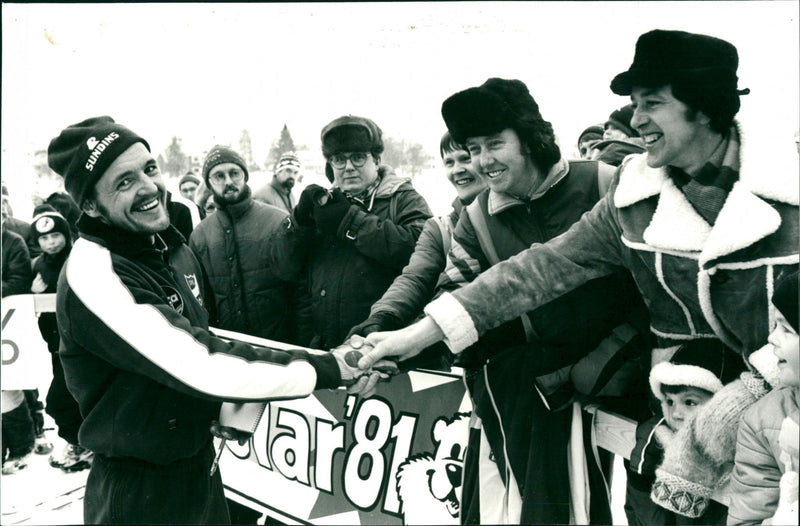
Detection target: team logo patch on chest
<box><xmin>184</xmin><ymin>274</ymin><xmax>203</xmax><ymax>306</ymax></box>
<box><xmin>162</xmin><ymin>286</ymin><xmax>184</xmax><ymax>314</ymax></box>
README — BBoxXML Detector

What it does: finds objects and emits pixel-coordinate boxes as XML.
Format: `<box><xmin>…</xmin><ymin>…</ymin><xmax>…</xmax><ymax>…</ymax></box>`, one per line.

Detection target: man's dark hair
<box><xmin>511</xmin><ymin>119</ymin><xmax>561</xmax><ymax>174</ymax></box>
<box><xmin>670</xmin><ymin>78</ymin><xmax>740</xmax><ymax>135</ymax></box>
<box><xmin>439</xmin><ymin>131</ymin><xmax>465</xmax><ymax>158</ymax></box>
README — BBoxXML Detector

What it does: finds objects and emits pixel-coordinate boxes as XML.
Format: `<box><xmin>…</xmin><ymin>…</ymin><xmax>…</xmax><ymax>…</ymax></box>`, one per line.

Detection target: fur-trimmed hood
<box><xmin>613</xmin><ymin>121</ymin><xmax>799</xmax><ymax>266</ymax></box>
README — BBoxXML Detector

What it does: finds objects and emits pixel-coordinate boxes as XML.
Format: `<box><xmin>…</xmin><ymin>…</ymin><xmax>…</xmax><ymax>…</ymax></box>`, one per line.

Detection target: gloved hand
<box><xmin>293</xmin><ymin>184</ymin><xmax>328</xmax><ymax>227</ymax></box>
<box><xmin>314</xmin><ymin>188</ymin><xmax>352</xmax><ymax>236</ymax></box>
<box><xmin>347</xmin><ymin>319</ymin><xmax>383</xmax><ymax>340</ymax></box>
<box><xmin>210</xmin><ymin>420</ymin><xmax>251</xmax><ymax>446</ymax></box>
<box><xmin>652</xmin><ymin>373</ymin><xmax>765</xmax><ymax>518</ymax></box>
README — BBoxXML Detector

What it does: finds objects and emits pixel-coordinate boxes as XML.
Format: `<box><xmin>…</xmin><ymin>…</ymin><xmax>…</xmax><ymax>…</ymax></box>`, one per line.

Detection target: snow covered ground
<box><xmin>1</xmin><ymin>413</ymin><xmax>87</xmax><ymax>525</ymax></box>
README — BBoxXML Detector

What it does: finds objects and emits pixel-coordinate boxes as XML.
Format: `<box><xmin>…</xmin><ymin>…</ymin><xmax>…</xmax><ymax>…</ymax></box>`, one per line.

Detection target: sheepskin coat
<box><xmin>426</xmin><ymin>121</ymin><xmax>799</xmax><ymax>360</ymax></box>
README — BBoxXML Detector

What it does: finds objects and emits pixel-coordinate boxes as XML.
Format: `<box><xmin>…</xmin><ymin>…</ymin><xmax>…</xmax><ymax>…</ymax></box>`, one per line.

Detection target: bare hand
<box><xmin>359</xmin><ymin>317</ymin><xmax>444</xmax><ymax>370</ymax></box>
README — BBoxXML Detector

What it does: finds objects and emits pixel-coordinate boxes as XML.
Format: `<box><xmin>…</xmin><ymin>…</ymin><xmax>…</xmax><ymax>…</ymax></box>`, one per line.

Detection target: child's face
<box><xmin>769</xmin><ymin>311</ymin><xmax>800</xmax><ymax>388</ymax></box>
<box><xmin>38</xmin><ymin>232</ymin><xmax>66</xmax><ymax>255</ymax></box>
<box><xmin>661</xmin><ymin>387</ymin><xmax>714</xmax><ymax>431</ymax></box>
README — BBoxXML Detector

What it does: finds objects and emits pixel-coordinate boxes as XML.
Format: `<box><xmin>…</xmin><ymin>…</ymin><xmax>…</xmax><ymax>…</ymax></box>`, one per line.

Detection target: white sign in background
<box><xmin>1</xmin><ymin>294</ymin><xmax>55</xmax><ymax>390</ymax></box>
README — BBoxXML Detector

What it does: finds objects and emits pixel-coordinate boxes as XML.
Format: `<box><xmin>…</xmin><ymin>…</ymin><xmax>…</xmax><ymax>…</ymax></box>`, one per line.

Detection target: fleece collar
<box><xmin>487</xmin><ymin>158</ymin><xmax>569</xmax><ymax>216</ymax></box>
<box><xmin>613</xmin><ymin>121</ymin><xmax>798</xmax><ymax>265</ymax></box>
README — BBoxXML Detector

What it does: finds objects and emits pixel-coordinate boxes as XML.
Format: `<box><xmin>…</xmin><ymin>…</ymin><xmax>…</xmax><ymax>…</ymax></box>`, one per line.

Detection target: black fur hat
<box><xmin>441</xmin><ymin>78</ymin><xmax>544</xmax><ymax>145</ymax></box>
<box><xmin>611</xmin><ymin>30</ymin><xmax>742</xmax><ymax>96</ymax></box>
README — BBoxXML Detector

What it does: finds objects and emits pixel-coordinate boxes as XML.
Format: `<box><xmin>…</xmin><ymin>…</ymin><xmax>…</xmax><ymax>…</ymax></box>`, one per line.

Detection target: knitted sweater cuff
<box><xmin>651</xmin><ymin>468</ymin><xmax>712</xmax><ymax>518</ymax></box>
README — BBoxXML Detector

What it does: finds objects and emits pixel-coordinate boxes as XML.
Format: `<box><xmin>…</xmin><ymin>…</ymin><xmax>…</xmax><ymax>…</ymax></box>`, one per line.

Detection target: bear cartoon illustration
<box><xmin>396</xmin><ymin>413</ymin><xmax>470</xmax><ymax>525</ymax></box>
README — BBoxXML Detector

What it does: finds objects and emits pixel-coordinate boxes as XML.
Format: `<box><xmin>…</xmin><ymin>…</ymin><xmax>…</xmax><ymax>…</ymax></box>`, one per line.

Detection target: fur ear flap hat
<box><xmin>650</xmin><ymin>340</ymin><xmax>746</xmax><ymax>400</ymax></box>
<box><xmin>47</xmin><ymin>116</ymin><xmax>150</xmax><ymax>207</ymax></box>
<box><xmin>441</xmin><ymin>78</ymin><xmax>544</xmax><ymax>144</ymax></box>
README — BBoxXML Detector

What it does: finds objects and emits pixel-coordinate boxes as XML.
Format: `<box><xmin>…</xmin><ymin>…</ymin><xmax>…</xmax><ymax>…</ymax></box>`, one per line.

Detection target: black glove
<box><xmin>314</xmin><ymin>188</ymin><xmax>352</xmax><ymax>236</ymax></box>
<box><xmin>346</xmin><ymin>318</ymin><xmax>384</xmax><ymax>340</ymax></box>
<box><xmin>293</xmin><ymin>184</ymin><xmax>328</xmax><ymax>227</ymax></box>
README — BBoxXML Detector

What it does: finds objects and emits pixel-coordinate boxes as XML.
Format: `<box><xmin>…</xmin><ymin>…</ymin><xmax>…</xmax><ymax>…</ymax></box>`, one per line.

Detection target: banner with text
<box><xmin>219</xmin><ymin>368</ymin><xmax>472</xmax><ymax>525</ymax></box>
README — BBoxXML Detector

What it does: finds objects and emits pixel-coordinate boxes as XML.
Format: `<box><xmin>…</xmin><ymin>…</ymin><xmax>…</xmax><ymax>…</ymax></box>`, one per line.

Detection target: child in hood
<box><xmin>29</xmin><ymin>210</ymin><xmax>93</xmax><ymax>472</ymax></box>
<box><xmin>728</xmin><ymin>270</ymin><xmax>799</xmax><ymax>525</ymax></box>
<box><xmin>625</xmin><ymin>339</ymin><xmax>745</xmax><ymax>525</ymax></box>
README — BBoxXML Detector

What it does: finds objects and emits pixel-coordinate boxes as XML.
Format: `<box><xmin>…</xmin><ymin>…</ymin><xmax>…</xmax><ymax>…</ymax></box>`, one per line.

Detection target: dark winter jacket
<box><xmin>364</xmin><ymin>200</ymin><xmax>462</xmax><ymax>330</ymax></box>
<box><xmin>427</xmin><ymin>122</ymin><xmax>799</xmax><ymax>360</ymax></box>
<box><xmin>189</xmin><ymin>189</ymin><xmax>297</xmax><ymax>343</ymax></box>
<box><xmin>591</xmin><ymin>137</ymin><xmax>646</xmax><ymax>167</ymax></box>
<box><xmin>438</xmin><ymin>159</ymin><xmax>648</xmax><ymax>525</ymax></box>
<box><xmin>33</xmin><ymin>247</ymin><xmax>71</xmax><ymax>352</ymax></box>
<box><xmin>3</xmin><ymin>216</ymin><xmax>41</xmax><ymax>259</ymax></box>
<box><xmin>253</xmin><ymin>179</ymin><xmax>295</xmax><ymax>214</ymax></box>
<box><xmin>1</xmin><ymin>228</ymin><xmax>32</xmax><ymax>297</ymax></box>
<box><xmin>275</xmin><ymin>172</ymin><xmax>432</xmax><ymax>349</ymax></box>
<box><xmin>438</xmin><ymin>159</ymin><xmax>647</xmax><ymax>368</ymax></box>
<box><xmin>728</xmin><ymin>387</ymin><xmax>799</xmax><ymax>525</ymax></box>
<box><xmin>57</xmin><ymin>215</ymin><xmax>342</xmax><ymax>465</ymax></box>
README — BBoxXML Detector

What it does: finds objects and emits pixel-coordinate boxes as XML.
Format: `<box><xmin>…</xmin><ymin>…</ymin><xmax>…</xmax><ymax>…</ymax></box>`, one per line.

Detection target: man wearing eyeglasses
<box><xmin>275</xmin><ymin>115</ymin><xmax>432</xmax><ymax>351</ymax></box>
<box><xmin>189</xmin><ymin>145</ymin><xmax>300</xmax><ymax>346</ymax></box>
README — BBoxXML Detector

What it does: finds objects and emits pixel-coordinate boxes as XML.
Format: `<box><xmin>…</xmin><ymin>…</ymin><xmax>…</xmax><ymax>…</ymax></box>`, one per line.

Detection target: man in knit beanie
<box><xmin>45</xmin><ymin>116</ymin><xmax>375</xmax><ymax>524</ymax></box>
<box><xmin>591</xmin><ymin>104</ymin><xmax>646</xmax><ymax>167</ymax></box>
<box><xmin>577</xmin><ymin>124</ymin><xmax>604</xmax><ymax>159</ymax></box>
<box><xmin>253</xmin><ymin>151</ymin><xmax>299</xmax><ymax>213</ymax></box>
<box><xmin>178</xmin><ymin>172</ymin><xmax>200</xmax><ymax>201</ymax></box>
<box><xmin>189</xmin><ymin>145</ymin><xmax>300</xmax><ymax>346</ymax></box>
<box><xmin>357</xmin><ymin>29</ymin><xmax>798</xmax><ymax>519</ymax></box>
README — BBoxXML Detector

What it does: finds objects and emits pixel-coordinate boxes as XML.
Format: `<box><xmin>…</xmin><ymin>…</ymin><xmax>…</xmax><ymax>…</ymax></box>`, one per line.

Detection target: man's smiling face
<box><xmin>83</xmin><ymin>142</ymin><xmax>170</xmax><ymax>235</ymax></box>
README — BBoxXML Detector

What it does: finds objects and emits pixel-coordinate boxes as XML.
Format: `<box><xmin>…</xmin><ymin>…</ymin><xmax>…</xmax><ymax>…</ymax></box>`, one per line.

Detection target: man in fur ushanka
<box><xmin>359</xmin><ymin>29</ymin><xmax>799</xmax><ymax>519</ymax></box>
<box><xmin>46</xmin><ymin>116</ymin><xmax>377</xmax><ymax>524</ymax></box>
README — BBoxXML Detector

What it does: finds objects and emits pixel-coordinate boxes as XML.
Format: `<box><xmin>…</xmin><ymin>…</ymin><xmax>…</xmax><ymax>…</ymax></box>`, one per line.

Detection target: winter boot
<box><xmin>50</xmin><ymin>443</ymin><xmax>93</xmax><ymax>472</ymax></box>
<box><xmin>2</xmin><ymin>453</ymin><xmax>31</xmax><ymax>474</ymax></box>
<box><xmin>33</xmin><ymin>433</ymin><xmax>54</xmax><ymax>455</ymax></box>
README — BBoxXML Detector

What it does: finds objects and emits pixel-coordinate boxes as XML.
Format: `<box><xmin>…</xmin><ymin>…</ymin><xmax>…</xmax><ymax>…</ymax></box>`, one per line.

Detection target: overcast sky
<box><xmin>2</xmin><ymin>1</ymin><xmax>798</xmax><ymax>214</ymax></box>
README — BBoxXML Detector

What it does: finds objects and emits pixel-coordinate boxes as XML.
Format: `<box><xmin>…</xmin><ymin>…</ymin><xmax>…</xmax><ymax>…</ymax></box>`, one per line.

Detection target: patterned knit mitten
<box><xmin>651</xmin><ymin>372</ymin><xmax>768</xmax><ymax>517</ymax></box>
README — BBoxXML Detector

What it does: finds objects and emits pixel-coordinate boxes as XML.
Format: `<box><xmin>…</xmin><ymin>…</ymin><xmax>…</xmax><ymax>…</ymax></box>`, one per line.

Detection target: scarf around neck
<box><xmin>667</xmin><ymin>126</ymin><xmax>741</xmax><ymax>226</ymax></box>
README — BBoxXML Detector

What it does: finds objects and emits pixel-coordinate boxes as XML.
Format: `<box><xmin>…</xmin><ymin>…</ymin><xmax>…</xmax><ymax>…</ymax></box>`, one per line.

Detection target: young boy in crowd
<box><xmin>625</xmin><ymin>340</ymin><xmax>745</xmax><ymax>525</ymax></box>
<box><xmin>29</xmin><ymin>210</ymin><xmax>93</xmax><ymax>472</ymax></box>
<box><xmin>728</xmin><ymin>270</ymin><xmax>799</xmax><ymax>525</ymax></box>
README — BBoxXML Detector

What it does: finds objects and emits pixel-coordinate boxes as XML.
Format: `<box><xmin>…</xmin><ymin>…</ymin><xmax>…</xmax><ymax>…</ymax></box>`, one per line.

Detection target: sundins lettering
<box><xmin>84</xmin><ymin>132</ymin><xmax>120</xmax><ymax>172</ymax></box>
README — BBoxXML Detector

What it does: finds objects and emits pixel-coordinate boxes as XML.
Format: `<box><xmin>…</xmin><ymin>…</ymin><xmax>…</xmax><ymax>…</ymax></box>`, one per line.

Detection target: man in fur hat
<box><xmin>423</xmin><ymin>77</ymin><xmax>650</xmax><ymax>524</ymax></box>
<box><xmin>271</xmin><ymin>115</ymin><xmax>432</xmax><ymax>351</ymax></box>
<box><xmin>45</xmin><ymin>116</ymin><xmax>376</xmax><ymax>524</ymax></box>
<box><xmin>358</xmin><ymin>29</ymin><xmax>799</xmax><ymax>519</ymax></box>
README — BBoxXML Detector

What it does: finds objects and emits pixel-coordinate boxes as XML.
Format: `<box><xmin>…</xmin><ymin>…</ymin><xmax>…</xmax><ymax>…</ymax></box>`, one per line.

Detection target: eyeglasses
<box><xmin>329</xmin><ymin>152</ymin><xmax>370</xmax><ymax>169</ymax></box>
<box><xmin>208</xmin><ymin>167</ymin><xmax>244</xmax><ymax>185</ymax></box>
